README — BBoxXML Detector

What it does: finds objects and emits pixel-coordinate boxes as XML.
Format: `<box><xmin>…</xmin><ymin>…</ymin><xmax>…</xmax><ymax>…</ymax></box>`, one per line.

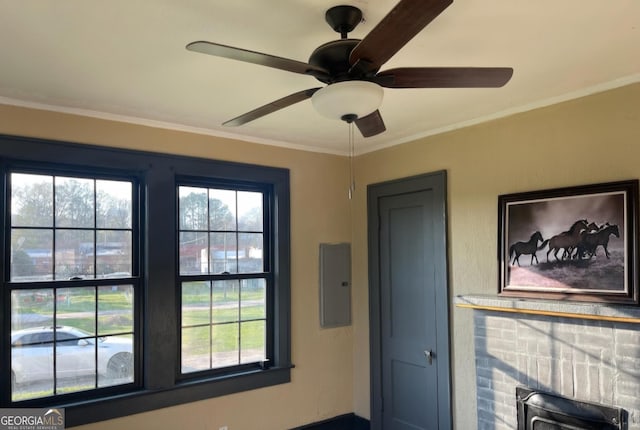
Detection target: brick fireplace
<box><xmin>456</xmin><ymin>295</ymin><xmax>640</xmax><ymax>429</ymax></box>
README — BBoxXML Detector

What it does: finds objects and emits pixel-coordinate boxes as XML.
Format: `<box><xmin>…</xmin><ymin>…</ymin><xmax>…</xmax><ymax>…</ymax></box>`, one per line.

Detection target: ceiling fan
<box><xmin>186</xmin><ymin>0</ymin><xmax>513</xmax><ymax>138</ymax></box>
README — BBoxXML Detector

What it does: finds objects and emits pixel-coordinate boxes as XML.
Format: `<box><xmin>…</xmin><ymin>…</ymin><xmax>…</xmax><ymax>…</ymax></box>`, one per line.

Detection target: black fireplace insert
<box><xmin>516</xmin><ymin>386</ymin><xmax>627</xmax><ymax>430</ymax></box>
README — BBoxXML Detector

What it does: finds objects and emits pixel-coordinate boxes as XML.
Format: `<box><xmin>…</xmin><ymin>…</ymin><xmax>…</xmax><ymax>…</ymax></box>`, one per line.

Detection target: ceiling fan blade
<box><xmin>355</xmin><ymin>110</ymin><xmax>386</xmax><ymax>137</ymax></box>
<box><xmin>375</xmin><ymin>67</ymin><xmax>514</xmax><ymax>88</ymax></box>
<box><xmin>349</xmin><ymin>0</ymin><xmax>453</xmax><ymax>71</ymax></box>
<box><xmin>187</xmin><ymin>41</ymin><xmax>329</xmax><ymax>80</ymax></box>
<box><xmin>223</xmin><ymin>88</ymin><xmax>322</xmax><ymax>127</ymax></box>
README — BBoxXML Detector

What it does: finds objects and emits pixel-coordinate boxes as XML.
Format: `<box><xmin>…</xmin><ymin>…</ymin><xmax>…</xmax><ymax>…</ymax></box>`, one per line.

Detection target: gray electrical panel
<box><xmin>319</xmin><ymin>243</ymin><xmax>351</xmax><ymax>328</ymax></box>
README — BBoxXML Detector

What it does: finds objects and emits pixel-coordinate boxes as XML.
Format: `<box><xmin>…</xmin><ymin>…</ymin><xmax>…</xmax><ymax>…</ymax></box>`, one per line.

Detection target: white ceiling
<box><xmin>1</xmin><ymin>0</ymin><xmax>639</xmax><ymax>155</ymax></box>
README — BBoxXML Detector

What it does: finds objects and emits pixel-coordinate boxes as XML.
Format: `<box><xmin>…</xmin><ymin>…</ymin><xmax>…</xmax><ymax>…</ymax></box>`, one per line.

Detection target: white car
<box><xmin>11</xmin><ymin>326</ymin><xmax>133</xmax><ymax>388</ymax></box>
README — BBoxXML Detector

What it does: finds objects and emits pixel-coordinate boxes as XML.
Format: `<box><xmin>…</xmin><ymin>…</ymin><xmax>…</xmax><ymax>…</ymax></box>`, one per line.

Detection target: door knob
<box><xmin>424</xmin><ymin>349</ymin><xmax>434</xmax><ymax>365</ymax></box>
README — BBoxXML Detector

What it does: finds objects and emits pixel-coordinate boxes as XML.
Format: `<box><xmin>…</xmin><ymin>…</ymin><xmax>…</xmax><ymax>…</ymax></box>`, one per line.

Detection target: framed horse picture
<box><xmin>498</xmin><ymin>180</ymin><xmax>639</xmax><ymax>304</ymax></box>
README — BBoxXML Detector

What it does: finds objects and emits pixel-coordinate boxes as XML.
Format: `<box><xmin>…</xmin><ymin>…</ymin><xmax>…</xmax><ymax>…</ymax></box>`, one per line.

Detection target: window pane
<box><xmin>96</xmin><ymin>230</ymin><xmax>132</xmax><ymax>277</ymax></box>
<box><xmin>56</xmin><ymin>329</ymin><xmax>97</xmax><ymax>394</ymax></box>
<box><xmin>11</xmin><ymin>289</ymin><xmax>54</xmax><ymax>332</ymax></box>
<box><xmin>240</xmin><ymin>321</ymin><xmax>266</xmax><ymax>364</ymax></box>
<box><xmin>56</xmin><ymin>288</ymin><xmax>74</xmax><ymax>310</ymax></box>
<box><xmin>182</xmin><ymin>281</ymin><xmax>211</xmax><ymax>326</ymax></box>
<box><xmin>98</xmin><ymin>285</ymin><xmax>134</xmax><ymax>335</ymax></box>
<box><xmin>55</xmin><ymin>229</ymin><xmax>93</xmax><ymax>279</ymax></box>
<box><xmin>96</xmin><ymin>180</ymin><xmax>132</xmax><ymax>229</ymax></box>
<box><xmin>59</xmin><ymin>287</ymin><xmax>96</xmax><ymax>335</ymax></box>
<box><xmin>179</xmin><ymin>187</ymin><xmax>208</xmax><ymax>230</ymax></box>
<box><xmin>55</xmin><ymin>177</ymin><xmax>94</xmax><ymax>228</ymax></box>
<box><xmin>11</xmin><ymin>229</ymin><xmax>53</xmax><ymax>281</ymax></box>
<box><xmin>237</xmin><ymin>191</ymin><xmax>262</xmax><ymax>232</ymax></box>
<box><xmin>209</xmin><ymin>189</ymin><xmax>236</xmax><ymax>231</ymax></box>
<box><xmin>97</xmin><ymin>334</ymin><xmax>134</xmax><ymax>387</ymax></box>
<box><xmin>212</xmin><ymin>280</ymin><xmax>239</xmax><ymax>323</ymax></box>
<box><xmin>180</xmin><ymin>231</ymin><xmax>208</xmax><ymax>275</ymax></box>
<box><xmin>210</xmin><ymin>232</ymin><xmax>237</xmax><ymax>274</ymax></box>
<box><xmin>182</xmin><ymin>326</ymin><xmax>210</xmax><ymax>373</ymax></box>
<box><xmin>11</xmin><ymin>173</ymin><xmax>53</xmax><ymax>227</ymax></box>
<box><xmin>212</xmin><ymin>323</ymin><xmax>239</xmax><ymax>369</ymax></box>
<box><xmin>241</xmin><ymin>279</ymin><xmax>266</xmax><ymax>320</ymax></box>
<box><xmin>238</xmin><ymin>233</ymin><xmax>263</xmax><ymax>273</ymax></box>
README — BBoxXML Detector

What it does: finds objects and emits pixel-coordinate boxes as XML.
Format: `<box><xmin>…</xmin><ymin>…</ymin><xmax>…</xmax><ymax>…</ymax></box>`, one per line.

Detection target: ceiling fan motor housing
<box><xmin>309</xmin><ymin>39</ymin><xmax>362</xmax><ymax>83</ymax></box>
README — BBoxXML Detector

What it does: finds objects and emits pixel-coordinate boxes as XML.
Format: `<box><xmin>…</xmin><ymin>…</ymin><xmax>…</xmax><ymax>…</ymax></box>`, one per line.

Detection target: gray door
<box><xmin>368</xmin><ymin>171</ymin><xmax>451</xmax><ymax>430</ymax></box>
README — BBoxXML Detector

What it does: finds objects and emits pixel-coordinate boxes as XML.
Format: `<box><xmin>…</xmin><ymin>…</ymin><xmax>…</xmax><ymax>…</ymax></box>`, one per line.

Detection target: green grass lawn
<box><xmin>180</xmin><ymin>281</ymin><xmax>266</xmax><ymax>360</ymax></box>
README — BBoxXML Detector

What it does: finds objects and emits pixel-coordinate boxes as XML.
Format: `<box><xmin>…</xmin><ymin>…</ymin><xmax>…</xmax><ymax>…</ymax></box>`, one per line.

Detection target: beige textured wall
<box><xmin>0</xmin><ymin>106</ymin><xmax>354</xmax><ymax>430</ymax></box>
<box><xmin>351</xmin><ymin>83</ymin><xmax>640</xmax><ymax>428</ymax></box>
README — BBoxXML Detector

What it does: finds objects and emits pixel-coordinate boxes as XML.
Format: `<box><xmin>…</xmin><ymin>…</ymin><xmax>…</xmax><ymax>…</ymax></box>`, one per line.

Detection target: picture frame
<box><xmin>498</xmin><ymin>180</ymin><xmax>639</xmax><ymax>304</ymax></box>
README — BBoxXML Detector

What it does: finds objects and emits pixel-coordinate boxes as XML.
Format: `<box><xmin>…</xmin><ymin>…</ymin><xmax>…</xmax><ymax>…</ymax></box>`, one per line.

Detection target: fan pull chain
<box><xmin>348</xmin><ymin>122</ymin><xmax>355</xmax><ymax>200</ymax></box>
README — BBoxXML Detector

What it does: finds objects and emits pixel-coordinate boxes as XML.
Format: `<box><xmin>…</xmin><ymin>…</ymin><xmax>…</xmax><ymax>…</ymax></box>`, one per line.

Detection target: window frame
<box><xmin>6</xmin><ymin>166</ymin><xmax>143</xmax><ymax>404</ymax></box>
<box><xmin>0</xmin><ymin>134</ymin><xmax>292</xmax><ymax>427</ymax></box>
<box><xmin>176</xmin><ymin>178</ymin><xmax>273</xmax><ymax>378</ymax></box>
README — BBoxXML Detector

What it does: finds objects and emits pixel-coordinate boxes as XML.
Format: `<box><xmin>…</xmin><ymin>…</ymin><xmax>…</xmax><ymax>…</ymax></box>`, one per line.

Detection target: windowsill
<box><xmin>176</xmin><ymin>363</ymin><xmax>295</xmax><ymax>387</ymax></box>
<box><xmin>454</xmin><ymin>294</ymin><xmax>640</xmax><ymax>323</ymax></box>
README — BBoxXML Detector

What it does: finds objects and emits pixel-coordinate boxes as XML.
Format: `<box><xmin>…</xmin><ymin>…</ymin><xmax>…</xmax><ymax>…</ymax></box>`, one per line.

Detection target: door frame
<box><xmin>367</xmin><ymin>171</ymin><xmax>452</xmax><ymax>429</ymax></box>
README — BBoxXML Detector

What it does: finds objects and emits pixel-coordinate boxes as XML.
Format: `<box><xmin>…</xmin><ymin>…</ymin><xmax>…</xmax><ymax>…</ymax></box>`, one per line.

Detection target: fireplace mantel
<box><xmin>455</xmin><ymin>294</ymin><xmax>640</xmax><ymax>324</ymax></box>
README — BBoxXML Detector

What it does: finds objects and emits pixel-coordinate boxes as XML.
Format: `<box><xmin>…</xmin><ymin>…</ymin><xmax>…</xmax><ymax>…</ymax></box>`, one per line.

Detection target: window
<box><xmin>178</xmin><ymin>185</ymin><xmax>269</xmax><ymax>374</ymax></box>
<box><xmin>1</xmin><ymin>135</ymin><xmax>291</xmax><ymax>427</ymax></box>
<box><xmin>9</xmin><ymin>172</ymin><xmax>138</xmax><ymax>402</ymax></box>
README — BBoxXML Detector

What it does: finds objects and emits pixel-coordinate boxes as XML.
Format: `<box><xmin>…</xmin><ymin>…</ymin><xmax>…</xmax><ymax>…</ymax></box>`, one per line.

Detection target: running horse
<box><xmin>509</xmin><ymin>231</ymin><xmax>544</xmax><ymax>266</ymax></box>
<box><xmin>579</xmin><ymin>223</ymin><xmax>620</xmax><ymax>259</ymax></box>
<box><xmin>541</xmin><ymin>219</ymin><xmax>589</xmax><ymax>262</ymax></box>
